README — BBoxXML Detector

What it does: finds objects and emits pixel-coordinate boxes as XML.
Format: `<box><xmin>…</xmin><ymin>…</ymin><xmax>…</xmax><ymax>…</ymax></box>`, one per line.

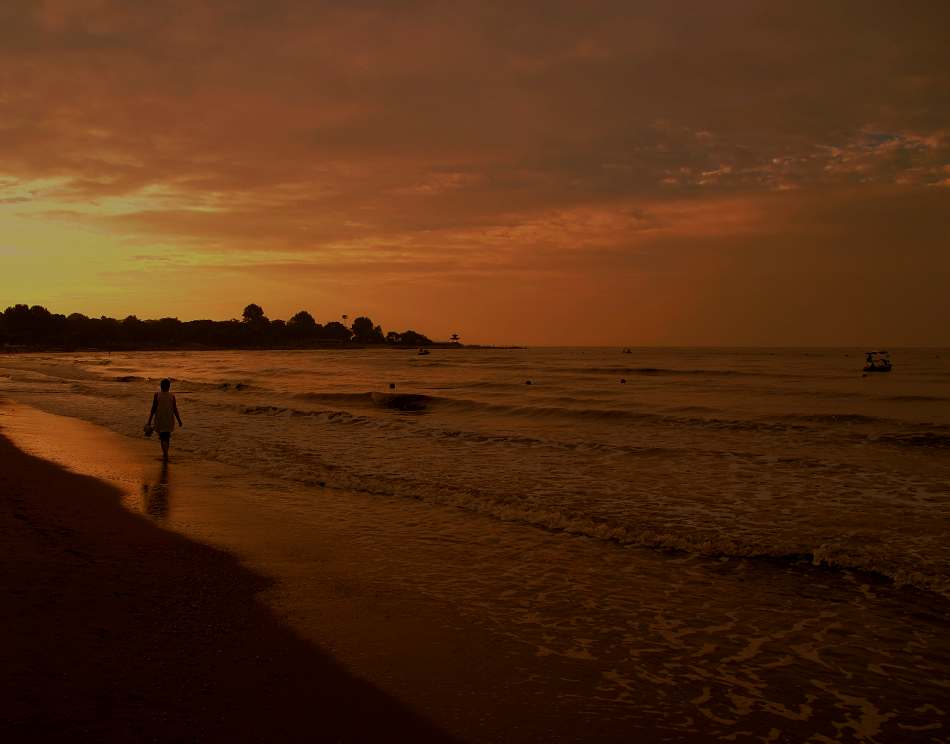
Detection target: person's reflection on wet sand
<box><xmin>141</xmin><ymin>461</ymin><xmax>170</xmax><ymax>519</ymax></box>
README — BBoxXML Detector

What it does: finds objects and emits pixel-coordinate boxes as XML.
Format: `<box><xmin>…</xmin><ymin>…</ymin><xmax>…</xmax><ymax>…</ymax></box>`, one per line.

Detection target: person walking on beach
<box><xmin>146</xmin><ymin>379</ymin><xmax>183</xmax><ymax>462</ymax></box>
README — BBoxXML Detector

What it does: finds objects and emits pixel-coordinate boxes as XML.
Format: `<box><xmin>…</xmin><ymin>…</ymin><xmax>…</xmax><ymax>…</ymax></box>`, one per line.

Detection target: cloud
<box><xmin>1</xmin><ymin>0</ymin><xmax>948</xmax><ymax>342</ymax></box>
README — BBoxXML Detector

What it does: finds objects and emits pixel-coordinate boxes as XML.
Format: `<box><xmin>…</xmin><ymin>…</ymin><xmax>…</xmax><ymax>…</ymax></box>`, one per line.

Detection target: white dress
<box><xmin>154</xmin><ymin>392</ymin><xmax>176</xmax><ymax>433</ymax></box>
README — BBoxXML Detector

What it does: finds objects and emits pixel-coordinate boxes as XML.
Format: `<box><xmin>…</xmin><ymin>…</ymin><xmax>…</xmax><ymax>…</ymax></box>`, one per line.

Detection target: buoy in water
<box><xmin>389</xmin><ymin>383</ymin><xmax>396</xmax><ymax>390</ymax></box>
<box><xmin>620</xmin><ymin>378</ymin><xmax>626</xmax><ymax>384</ymax></box>
<box><xmin>525</xmin><ymin>380</ymin><xmax>532</xmax><ymax>385</ymax></box>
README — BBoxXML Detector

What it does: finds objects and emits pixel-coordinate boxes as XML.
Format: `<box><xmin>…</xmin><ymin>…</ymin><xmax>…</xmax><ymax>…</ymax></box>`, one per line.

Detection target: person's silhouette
<box><xmin>146</xmin><ymin>378</ymin><xmax>183</xmax><ymax>462</ymax></box>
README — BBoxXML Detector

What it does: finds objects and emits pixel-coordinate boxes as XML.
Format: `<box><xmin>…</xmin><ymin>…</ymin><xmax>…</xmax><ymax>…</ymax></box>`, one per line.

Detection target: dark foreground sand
<box><xmin>0</xmin><ymin>433</ymin><xmax>453</xmax><ymax>743</ymax></box>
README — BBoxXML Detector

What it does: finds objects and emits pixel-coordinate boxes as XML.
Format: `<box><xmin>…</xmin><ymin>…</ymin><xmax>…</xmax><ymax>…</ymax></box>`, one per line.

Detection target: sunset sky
<box><xmin>2</xmin><ymin>0</ymin><xmax>948</xmax><ymax>345</ymax></box>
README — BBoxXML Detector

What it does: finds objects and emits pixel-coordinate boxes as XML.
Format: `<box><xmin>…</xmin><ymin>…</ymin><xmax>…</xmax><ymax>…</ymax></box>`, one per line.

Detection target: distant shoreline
<box><xmin>1</xmin><ymin>343</ymin><xmax>527</xmax><ymax>353</ymax></box>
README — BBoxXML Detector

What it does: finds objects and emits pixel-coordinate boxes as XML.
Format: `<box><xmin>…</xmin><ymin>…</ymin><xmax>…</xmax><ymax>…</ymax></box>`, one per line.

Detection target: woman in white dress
<box><xmin>146</xmin><ymin>378</ymin><xmax>183</xmax><ymax>462</ymax></box>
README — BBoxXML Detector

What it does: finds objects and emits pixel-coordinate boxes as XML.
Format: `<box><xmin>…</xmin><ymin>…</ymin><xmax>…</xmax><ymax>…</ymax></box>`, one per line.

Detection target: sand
<box><xmin>0</xmin><ymin>432</ymin><xmax>453</xmax><ymax>743</ymax></box>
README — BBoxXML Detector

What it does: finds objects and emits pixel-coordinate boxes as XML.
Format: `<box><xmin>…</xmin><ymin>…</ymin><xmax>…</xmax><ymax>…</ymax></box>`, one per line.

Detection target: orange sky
<box><xmin>2</xmin><ymin>0</ymin><xmax>949</xmax><ymax>345</ymax></box>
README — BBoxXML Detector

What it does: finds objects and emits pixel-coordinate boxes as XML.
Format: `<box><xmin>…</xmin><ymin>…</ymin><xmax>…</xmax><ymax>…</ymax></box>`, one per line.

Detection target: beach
<box><xmin>0</xmin><ymin>425</ymin><xmax>454</xmax><ymax>743</ymax></box>
<box><xmin>2</xmin><ymin>348</ymin><xmax>950</xmax><ymax>742</ymax></box>
<box><xmin>1</xmin><ymin>400</ymin><xmax>672</xmax><ymax>742</ymax></box>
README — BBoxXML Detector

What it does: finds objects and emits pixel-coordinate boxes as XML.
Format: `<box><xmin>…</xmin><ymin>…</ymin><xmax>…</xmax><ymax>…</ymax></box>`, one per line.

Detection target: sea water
<box><xmin>2</xmin><ymin>347</ymin><xmax>949</xmax><ymax>740</ymax></box>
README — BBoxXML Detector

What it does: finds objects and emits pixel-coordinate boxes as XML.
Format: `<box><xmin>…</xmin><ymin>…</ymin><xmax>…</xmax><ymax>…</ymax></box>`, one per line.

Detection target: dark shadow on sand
<box><xmin>0</xmin><ymin>434</ymin><xmax>455</xmax><ymax>743</ymax></box>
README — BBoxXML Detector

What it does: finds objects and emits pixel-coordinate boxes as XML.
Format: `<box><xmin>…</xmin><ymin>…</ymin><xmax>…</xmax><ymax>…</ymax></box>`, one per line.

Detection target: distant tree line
<box><xmin>0</xmin><ymin>303</ymin><xmax>437</xmax><ymax>350</ymax></box>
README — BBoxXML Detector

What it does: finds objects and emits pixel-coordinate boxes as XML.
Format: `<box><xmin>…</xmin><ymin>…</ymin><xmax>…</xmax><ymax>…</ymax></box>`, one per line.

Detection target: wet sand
<box><xmin>0</xmin><ymin>431</ymin><xmax>452</xmax><ymax>742</ymax></box>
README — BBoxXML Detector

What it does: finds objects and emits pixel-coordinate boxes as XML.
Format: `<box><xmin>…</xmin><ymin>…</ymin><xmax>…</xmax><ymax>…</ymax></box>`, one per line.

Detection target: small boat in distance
<box><xmin>863</xmin><ymin>350</ymin><xmax>892</xmax><ymax>373</ymax></box>
<box><xmin>418</xmin><ymin>348</ymin><xmax>430</xmax><ymax>355</ymax></box>
<box><xmin>622</xmin><ymin>348</ymin><xmax>632</xmax><ymax>354</ymax></box>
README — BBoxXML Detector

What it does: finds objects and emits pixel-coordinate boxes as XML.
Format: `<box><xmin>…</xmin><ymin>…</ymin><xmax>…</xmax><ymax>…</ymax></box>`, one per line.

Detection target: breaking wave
<box><xmin>884</xmin><ymin>394</ymin><xmax>950</xmax><ymax>403</ymax></box>
<box><xmin>876</xmin><ymin>432</ymin><xmax>950</xmax><ymax>449</ymax></box>
<box><xmin>777</xmin><ymin>413</ymin><xmax>887</xmax><ymax>425</ymax></box>
<box><xmin>566</xmin><ymin>366</ymin><xmax>748</xmax><ymax>376</ymax></box>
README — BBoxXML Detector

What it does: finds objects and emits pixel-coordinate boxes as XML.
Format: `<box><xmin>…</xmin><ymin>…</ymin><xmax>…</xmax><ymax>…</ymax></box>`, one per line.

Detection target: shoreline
<box><xmin>0</xmin><ymin>428</ymin><xmax>452</xmax><ymax>742</ymax></box>
<box><xmin>0</xmin><ymin>343</ymin><xmax>525</xmax><ymax>354</ymax></box>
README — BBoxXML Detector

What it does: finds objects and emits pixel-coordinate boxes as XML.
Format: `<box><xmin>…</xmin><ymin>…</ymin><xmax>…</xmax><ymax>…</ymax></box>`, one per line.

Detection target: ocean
<box><xmin>2</xmin><ymin>347</ymin><xmax>949</xmax><ymax>740</ymax></box>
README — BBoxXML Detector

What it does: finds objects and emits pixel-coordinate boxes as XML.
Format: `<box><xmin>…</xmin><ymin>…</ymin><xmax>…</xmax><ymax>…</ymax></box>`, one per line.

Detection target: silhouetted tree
<box><xmin>83</xmin><ymin>315</ymin><xmax>121</xmax><ymax>346</ymax></box>
<box><xmin>270</xmin><ymin>319</ymin><xmax>287</xmax><ymax>341</ymax></box>
<box><xmin>351</xmin><ymin>316</ymin><xmax>384</xmax><ymax>343</ymax></box>
<box><xmin>32</xmin><ymin>305</ymin><xmax>55</xmax><ymax>342</ymax></box>
<box><xmin>242</xmin><ymin>304</ymin><xmax>266</xmax><ymax>324</ymax></box>
<box><xmin>240</xmin><ymin>303</ymin><xmax>270</xmax><ymax>345</ymax></box>
<box><xmin>3</xmin><ymin>304</ymin><xmax>30</xmax><ymax>344</ymax></box>
<box><xmin>2</xmin><ymin>304</ymin><xmax>64</xmax><ymax>344</ymax></box>
<box><xmin>184</xmin><ymin>319</ymin><xmax>219</xmax><ymax>346</ymax></box>
<box><xmin>121</xmin><ymin>315</ymin><xmax>143</xmax><ymax>343</ymax></box>
<box><xmin>213</xmin><ymin>319</ymin><xmax>245</xmax><ymax>346</ymax></box>
<box><xmin>397</xmin><ymin>329</ymin><xmax>432</xmax><ymax>346</ymax></box>
<box><xmin>350</xmin><ymin>316</ymin><xmax>372</xmax><ymax>339</ymax></box>
<box><xmin>1</xmin><ymin>303</ymin><xmax>436</xmax><ymax>350</ymax></box>
<box><xmin>288</xmin><ymin>310</ymin><xmax>317</xmax><ymax>337</ymax></box>
<box><xmin>323</xmin><ymin>321</ymin><xmax>352</xmax><ymax>342</ymax></box>
<box><xmin>65</xmin><ymin>313</ymin><xmax>92</xmax><ymax>346</ymax></box>
<box><xmin>157</xmin><ymin>317</ymin><xmax>182</xmax><ymax>343</ymax></box>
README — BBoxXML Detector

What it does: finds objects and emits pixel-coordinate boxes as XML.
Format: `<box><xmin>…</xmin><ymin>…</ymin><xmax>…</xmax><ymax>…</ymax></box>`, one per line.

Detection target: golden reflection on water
<box><xmin>141</xmin><ymin>461</ymin><xmax>170</xmax><ymax>520</ymax></box>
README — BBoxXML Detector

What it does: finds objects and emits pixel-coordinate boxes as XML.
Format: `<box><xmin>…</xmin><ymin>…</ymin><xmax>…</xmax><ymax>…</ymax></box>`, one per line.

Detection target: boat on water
<box><xmin>418</xmin><ymin>348</ymin><xmax>430</xmax><ymax>356</ymax></box>
<box><xmin>863</xmin><ymin>350</ymin><xmax>892</xmax><ymax>372</ymax></box>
